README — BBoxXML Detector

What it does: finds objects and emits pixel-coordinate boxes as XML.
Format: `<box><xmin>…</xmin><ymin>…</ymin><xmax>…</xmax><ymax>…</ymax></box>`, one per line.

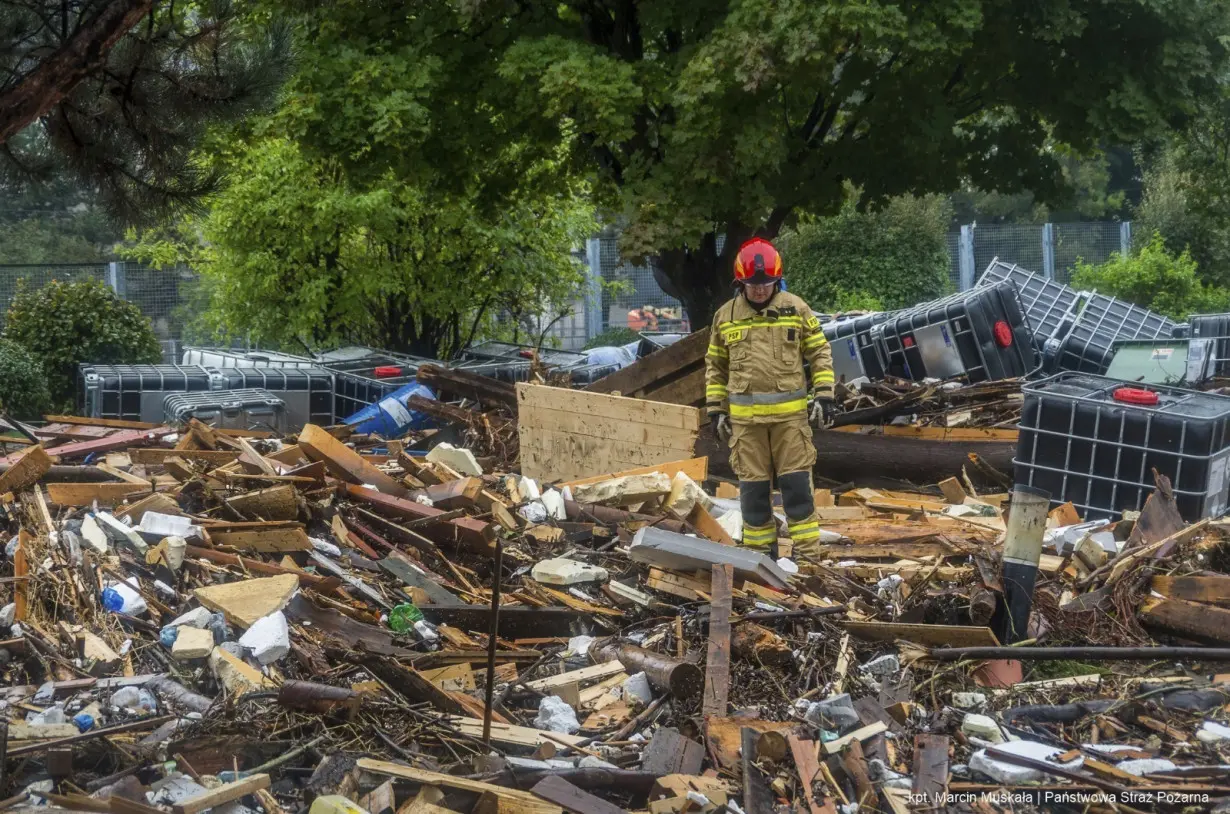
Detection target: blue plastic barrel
<box><xmin>342</xmin><ymin>379</ymin><xmax>435</xmax><ymax>438</ymax></box>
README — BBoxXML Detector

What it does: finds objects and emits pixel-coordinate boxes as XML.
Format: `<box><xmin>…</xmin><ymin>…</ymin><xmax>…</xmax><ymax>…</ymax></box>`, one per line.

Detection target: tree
<box><xmin>282</xmin><ymin>0</ymin><xmax>1229</xmax><ymax>325</ymax></box>
<box><xmin>2</xmin><ymin>278</ymin><xmax>161</xmax><ymax>405</ymax></box>
<box><xmin>0</xmin><ymin>1</ymin><xmax>290</xmax><ymax>224</ymax></box>
<box><xmin>126</xmin><ymin>138</ymin><xmax>596</xmax><ymax>357</ymax></box>
<box><xmin>1070</xmin><ymin>234</ymin><xmax>1230</xmax><ymax>321</ymax></box>
<box><xmin>779</xmin><ymin>193</ymin><xmax>952</xmax><ymax>312</ymax></box>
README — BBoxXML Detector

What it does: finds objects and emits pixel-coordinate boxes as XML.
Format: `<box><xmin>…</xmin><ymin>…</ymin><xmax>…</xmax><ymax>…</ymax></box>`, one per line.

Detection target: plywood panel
<box><xmin>518</xmin><ymin>384</ymin><xmax>699</xmax><ymax>483</ymax></box>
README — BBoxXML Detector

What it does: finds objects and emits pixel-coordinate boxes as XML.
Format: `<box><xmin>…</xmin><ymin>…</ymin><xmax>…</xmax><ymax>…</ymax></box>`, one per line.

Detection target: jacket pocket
<box><xmin>724</xmin><ymin>328</ymin><xmax>752</xmax><ymax>392</ymax></box>
<box><xmin>776</xmin><ymin>325</ymin><xmax>803</xmax><ymax>390</ymax></box>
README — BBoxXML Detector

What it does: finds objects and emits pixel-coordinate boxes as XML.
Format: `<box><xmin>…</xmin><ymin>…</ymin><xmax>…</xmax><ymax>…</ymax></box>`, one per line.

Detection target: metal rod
<box><xmin>482</xmin><ymin>538</ymin><xmax>504</xmax><ymax>747</ymax></box>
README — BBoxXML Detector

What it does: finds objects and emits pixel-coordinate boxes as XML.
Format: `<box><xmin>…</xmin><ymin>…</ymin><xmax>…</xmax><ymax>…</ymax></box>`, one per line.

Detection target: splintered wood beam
<box><xmin>702</xmin><ymin>563</ymin><xmax>733</xmax><ymax>717</ymax></box>
<box><xmin>343</xmin><ymin>483</ymin><xmax>494</xmax><ymax>554</ymax></box>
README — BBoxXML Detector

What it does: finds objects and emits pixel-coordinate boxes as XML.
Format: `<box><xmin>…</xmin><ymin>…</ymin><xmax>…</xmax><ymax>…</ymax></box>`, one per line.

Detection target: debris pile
<box><xmin>0</xmin><ymin>406</ymin><xmax>1228</xmax><ymax>814</ymax></box>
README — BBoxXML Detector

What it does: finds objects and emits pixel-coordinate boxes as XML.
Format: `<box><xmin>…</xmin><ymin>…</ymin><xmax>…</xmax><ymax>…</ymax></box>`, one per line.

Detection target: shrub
<box><xmin>779</xmin><ymin>193</ymin><xmax>953</xmax><ymax>313</ymax></box>
<box><xmin>1070</xmin><ymin>234</ymin><xmax>1230</xmax><ymax>321</ymax></box>
<box><xmin>3</xmin><ymin>278</ymin><xmax>162</xmax><ymax>406</ymax></box>
<box><xmin>0</xmin><ymin>339</ymin><xmax>51</xmax><ymax>420</ymax></box>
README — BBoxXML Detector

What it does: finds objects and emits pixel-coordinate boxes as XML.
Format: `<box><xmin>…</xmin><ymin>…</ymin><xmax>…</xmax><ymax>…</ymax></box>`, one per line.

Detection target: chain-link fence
<box><xmin>949</xmin><ymin>221</ymin><xmax>1131</xmax><ymax>289</ymax></box>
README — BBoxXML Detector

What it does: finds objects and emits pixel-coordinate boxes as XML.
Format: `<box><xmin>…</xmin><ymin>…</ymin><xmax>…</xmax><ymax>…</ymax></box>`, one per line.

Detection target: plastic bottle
<box><xmin>101</xmin><ymin>581</ymin><xmax>148</xmax><ymax>615</ymax></box>
<box><xmin>159</xmin><ymin>626</ymin><xmax>179</xmax><ymax>648</ymax></box>
<box><xmin>208</xmin><ymin>612</ymin><xmax>231</xmax><ymax>644</ymax></box>
<box><xmin>388</xmin><ymin>603</ymin><xmax>424</xmax><ymax>632</ymax></box>
<box><xmin>412</xmin><ymin>619</ymin><xmax>439</xmax><ymax>642</ymax></box>
<box><xmin>110</xmin><ymin>687</ymin><xmax>157</xmax><ymax>714</ymax></box>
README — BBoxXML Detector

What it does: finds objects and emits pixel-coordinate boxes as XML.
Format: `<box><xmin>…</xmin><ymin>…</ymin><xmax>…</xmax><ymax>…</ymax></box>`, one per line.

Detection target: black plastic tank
<box><xmin>82</xmin><ymin>364</ymin><xmax>224</xmax><ymax>422</ymax></box>
<box><xmin>872</xmin><ymin>281</ymin><xmax>1039</xmax><ymax>382</ymax></box>
<box><xmin>1052</xmin><ymin>293</ymin><xmax>1176</xmax><ymax>375</ymax></box>
<box><xmin>821</xmin><ymin>312</ymin><xmax>892</xmax><ymax>382</ymax></box>
<box><xmin>977</xmin><ymin>258</ymin><xmax>1081</xmax><ymax>354</ymax></box>
<box><xmin>1190</xmin><ymin>313</ymin><xmax>1230</xmax><ymax>377</ymax></box>
<box><xmin>1015</xmin><ymin>373</ymin><xmax>1230</xmax><ymax>520</ymax></box>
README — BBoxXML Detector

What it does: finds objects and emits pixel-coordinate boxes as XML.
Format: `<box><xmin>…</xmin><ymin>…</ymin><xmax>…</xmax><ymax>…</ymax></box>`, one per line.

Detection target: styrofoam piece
<box><xmin>520</xmin><ymin>477</ymin><xmax>542</xmax><ymax>501</ymax></box>
<box><xmin>531</xmin><ymin>558</ymin><xmax>609</xmax><ymax>586</ymax></box>
<box><xmin>804</xmin><ymin>693</ymin><xmax>860</xmax><ymax>731</ymax></box>
<box><xmin>568</xmin><ymin>635</ymin><xmax>594</xmax><ymax>656</ymax></box>
<box><xmin>534</xmin><ymin>696</ymin><xmax>581</xmax><ymax>734</ymax></box>
<box><xmin>171</xmin><ymin>627</ymin><xmax>215</xmax><ymax>660</ymax></box>
<box><xmin>717</xmin><ymin>508</ymin><xmax>743</xmax><ymax>541</ymax></box>
<box><xmin>776</xmin><ymin>557</ymin><xmax>798</xmax><ymax>574</ymax></box>
<box><xmin>81</xmin><ymin>516</ymin><xmax>110</xmax><ymax>554</ymax></box>
<box><xmin>969</xmin><ymin>741</ymin><xmax>1082</xmax><ymax>783</ymax></box>
<box><xmin>951</xmin><ymin>692</ymin><xmax>987</xmax><ymax>710</ymax></box>
<box><xmin>962</xmin><ymin>713</ymin><xmax>1006</xmax><ymax>744</ymax></box>
<box><xmin>426</xmin><ymin>442</ymin><xmax>482</xmax><ymax>476</ymax></box>
<box><xmin>164</xmin><ymin>536</ymin><xmax>187</xmax><ymax>571</ymax></box>
<box><xmin>1118</xmin><ymin>758</ymin><xmax>1178</xmax><ymax>775</ymax></box>
<box><xmin>0</xmin><ymin>602</ymin><xmax>14</xmax><ymax>628</ymax></box>
<box><xmin>1198</xmin><ymin>720</ymin><xmax>1230</xmax><ymax>743</ymax></box>
<box><xmin>621</xmin><ymin>672</ymin><xmax>653</xmax><ymax>704</ymax></box>
<box><xmin>238</xmin><ymin>611</ymin><xmax>290</xmax><ymax>665</ymax></box>
<box><xmin>541</xmin><ymin>489</ymin><xmax>566</xmax><ymax>520</ymax></box>
<box><xmin>138</xmin><ymin>511</ymin><xmax>196</xmax><ymax>539</ymax></box>
<box><xmin>860</xmin><ymin>654</ymin><xmax>900</xmax><ymax>678</ymax></box>
<box><xmin>519</xmin><ymin>502</ymin><xmax>548</xmax><ymax>523</ymax></box>
<box><xmin>94</xmin><ymin>512</ymin><xmax>148</xmax><ymax>554</ymax></box>
<box><xmin>310</xmin><ymin>537</ymin><xmax>342</xmax><ymax>557</ymax></box>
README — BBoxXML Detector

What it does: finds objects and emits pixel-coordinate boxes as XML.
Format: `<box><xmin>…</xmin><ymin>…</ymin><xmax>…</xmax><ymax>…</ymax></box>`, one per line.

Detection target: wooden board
<box><xmin>560</xmin><ymin>457</ymin><xmax>708</xmax><ymax>489</ymax></box>
<box><xmin>702</xmin><ymin>564</ymin><xmax>733</xmax><ymax>718</ymax></box>
<box><xmin>1151</xmin><ymin>575</ymin><xmax>1230</xmax><ymax>606</ymax></box>
<box><xmin>524</xmin><ymin>661</ymin><xmax>626</xmax><ymax>692</ymax></box>
<box><xmin>226</xmin><ymin>484</ymin><xmax>299</xmax><ymax>521</ymax></box>
<box><xmin>298</xmin><ymin>424</ymin><xmax>408</xmax><ymax>496</ymax></box>
<box><xmin>518</xmin><ymin>384</ymin><xmax>701</xmax><ymax>483</ymax></box>
<box><xmin>642</xmin><ymin>727</ymin><xmax>705</xmax><ymax>776</ymax></box>
<box><xmin>839</xmin><ymin>621</ymin><xmax>1000</xmax><ymax>648</ymax></box>
<box><xmin>585</xmin><ymin>329</ymin><xmax>707</xmax><ymax>401</ymax></box>
<box><xmin>912</xmin><ymin>734</ymin><xmax>949</xmax><ymax>802</ymax></box>
<box><xmin>209</xmin><ymin>527</ymin><xmax>312</xmax><ymax>553</ymax></box>
<box><xmin>441</xmin><ymin>716</ymin><xmax>587</xmax><ymax>748</ymax></box>
<box><xmin>46</xmin><ymin>482</ymin><xmax>152</xmax><ymax>506</ymax></box>
<box><xmin>0</xmin><ymin>444</ymin><xmax>51</xmax><ymax>494</ymax></box>
<box><xmin>193</xmin><ymin>573</ymin><xmax>298</xmax><ymax>629</ymax></box>
<box><xmin>1139</xmin><ymin>597</ymin><xmax>1230</xmax><ymax>644</ymax></box>
<box><xmin>688</xmin><ymin>503</ymin><xmax>736</xmax><ymax>546</ymax></box>
<box><xmin>172</xmin><ymin>773</ymin><xmax>270</xmax><ymax>814</ymax></box>
<box><xmin>833</xmin><ymin>425</ymin><xmax>1019</xmax><ymax>442</ymax></box>
<box><xmin>357</xmin><ymin>759</ymin><xmax>563</xmax><ymax>814</ymax></box>
<box><xmin>530</xmin><ymin>776</ymin><xmax>628</xmax><ymax>814</ymax></box>
<box><xmin>43</xmin><ymin>415</ymin><xmax>160</xmax><ymax>430</ymax></box>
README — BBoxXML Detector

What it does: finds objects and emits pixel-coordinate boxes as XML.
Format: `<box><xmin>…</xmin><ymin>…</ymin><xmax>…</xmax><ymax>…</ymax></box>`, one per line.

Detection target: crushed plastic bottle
<box><xmin>208</xmin><ymin>612</ymin><xmax>231</xmax><ymax>644</ymax></box>
<box><xmin>159</xmin><ymin>626</ymin><xmax>179</xmax><ymax>648</ymax></box>
<box><xmin>413</xmin><ymin>619</ymin><xmax>439</xmax><ymax>642</ymax></box>
<box><xmin>26</xmin><ymin>704</ymin><xmax>66</xmax><ymax>725</ymax></box>
<box><xmin>388</xmin><ymin>603</ymin><xmax>424</xmax><ymax>632</ymax></box>
<box><xmin>110</xmin><ymin>686</ymin><xmax>157</xmax><ymax>715</ymax></box>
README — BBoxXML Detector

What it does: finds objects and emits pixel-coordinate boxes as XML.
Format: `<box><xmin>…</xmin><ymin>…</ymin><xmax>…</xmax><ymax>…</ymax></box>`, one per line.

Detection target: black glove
<box><xmin>711</xmin><ymin>413</ymin><xmax>732</xmax><ymax>444</ymax></box>
<box><xmin>810</xmin><ymin>397</ymin><xmax>836</xmax><ymax>429</ymax></box>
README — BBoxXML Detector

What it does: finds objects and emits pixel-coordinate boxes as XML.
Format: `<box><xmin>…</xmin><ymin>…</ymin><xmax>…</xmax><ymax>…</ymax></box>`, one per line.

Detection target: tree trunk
<box><xmin>653</xmin><ymin>223</ymin><xmax>757</xmax><ymax>328</ymax></box>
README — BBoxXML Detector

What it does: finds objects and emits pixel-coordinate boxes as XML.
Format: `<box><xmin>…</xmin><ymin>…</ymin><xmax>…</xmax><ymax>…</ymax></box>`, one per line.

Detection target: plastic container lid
<box><xmin>993</xmin><ymin>320</ymin><xmax>1014</xmax><ymax>347</ymax></box>
<box><xmin>374</xmin><ymin>366</ymin><xmax>403</xmax><ymax>378</ymax></box>
<box><xmin>1113</xmin><ymin>386</ymin><xmax>1160</xmax><ymax>406</ymax></box>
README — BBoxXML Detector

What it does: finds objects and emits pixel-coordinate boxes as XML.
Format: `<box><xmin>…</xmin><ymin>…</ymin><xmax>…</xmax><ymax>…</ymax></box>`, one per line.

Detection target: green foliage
<box><xmin>1070</xmin><ymin>234</ymin><xmax>1230</xmax><ymax>321</ymax></box>
<box><xmin>2</xmin><ymin>278</ymin><xmax>161</xmax><ymax>405</ymax></box>
<box><xmin>779</xmin><ymin>194</ymin><xmax>953</xmax><ymax>312</ymax></box>
<box><xmin>583</xmin><ymin>327</ymin><xmax>640</xmax><ymax>350</ymax></box>
<box><xmin>1028</xmin><ymin>660</ymin><xmax>1110</xmax><ymax>680</ymax></box>
<box><xmin>0</xmin><ymin>339</ymin><xmax>51</xmax><ymax>420</ymax></box>
<box><xmin>126</xmin><ymin>138</ymin><xmax>596</xmax><ymax>358</ymax></box>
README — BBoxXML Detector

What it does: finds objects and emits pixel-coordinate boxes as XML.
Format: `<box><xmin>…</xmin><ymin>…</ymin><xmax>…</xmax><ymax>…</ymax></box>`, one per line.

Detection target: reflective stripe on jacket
<box><xmin>704</xmin><ymin>290</ymin><xmax>834</xmax><ymax>423</ymax></box>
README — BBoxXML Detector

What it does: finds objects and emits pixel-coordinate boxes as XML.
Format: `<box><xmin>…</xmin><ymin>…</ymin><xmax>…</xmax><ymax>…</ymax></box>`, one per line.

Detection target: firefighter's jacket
<box><xmin>705</xmin><ymin>290</ymin><xmax>834</xmax><ymax>423</ymax></box>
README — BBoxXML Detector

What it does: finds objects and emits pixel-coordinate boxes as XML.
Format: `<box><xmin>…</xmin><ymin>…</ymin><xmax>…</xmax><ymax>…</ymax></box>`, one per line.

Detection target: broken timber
<box><xmin>702</xmin><ymin>564</ymin><xmax>733</xmax><ymax>717</ymax></box>
<box><xmin>343</xmin><ymin>483</ymin><xmax>494</xmax><ymax>555</ymax></box>
<box><xmin>585</xmin><ymin>329</ymin><xmax>707</xmax><ymax>406</ymax></box>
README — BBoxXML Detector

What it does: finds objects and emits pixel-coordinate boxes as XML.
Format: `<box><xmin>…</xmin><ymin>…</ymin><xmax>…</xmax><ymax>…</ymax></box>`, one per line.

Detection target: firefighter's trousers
<box><xmin>728</xmin><ymin>415</ymin><xmax>820</xmax><ymax>559</ymax></box>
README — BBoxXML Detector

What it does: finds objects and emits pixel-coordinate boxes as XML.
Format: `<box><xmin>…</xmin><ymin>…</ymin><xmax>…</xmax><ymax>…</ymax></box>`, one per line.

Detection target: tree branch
<box><xmin>0</xmin><ymin>0</ymin><xmax>154</xmax><ymax>146</ymax></box>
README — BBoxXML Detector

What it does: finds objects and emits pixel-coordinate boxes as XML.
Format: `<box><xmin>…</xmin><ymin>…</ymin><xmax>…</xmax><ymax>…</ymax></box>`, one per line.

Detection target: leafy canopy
<box><xmin>283</xmin><ymin>0</ymin><xmax>1229</xmax><ymax>323</ymax></box>
<box><xmin>779</xmin><ymin>193</ymin><xmax>953</xmax><ymax>313</ymax></box>
<box><xmin>0</xmin><ymin>338</ymin><xmax>50</xmax><ymax>420</ymax></box>
<box><xmin>3</xmin><ymin>278</ymin><xmax>161</xmax><ymax>406</ymax></box>
<box><xmin>1070</xmin><ymin>234</ymin><xmax>1230</xmax><ymax>321</ymax></box>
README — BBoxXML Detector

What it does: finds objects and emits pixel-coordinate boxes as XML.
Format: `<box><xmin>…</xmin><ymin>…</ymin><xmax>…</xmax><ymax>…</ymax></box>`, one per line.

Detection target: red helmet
<box><xmin>734</xmin><ymin>238</ymin><xmax>783</xmax><ymax>285</ymax></box>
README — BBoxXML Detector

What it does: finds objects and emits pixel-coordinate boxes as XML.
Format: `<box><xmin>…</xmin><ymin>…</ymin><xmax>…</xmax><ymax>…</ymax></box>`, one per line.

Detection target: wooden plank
<box><xmin>560</xmin><ymin>457</ymin><xmax>708</xmax><ymax>489</ymax></box>
<box><xmin>702</xmin><ymin>564</ymin><xmax>733</xmax><ymax>717</ymax></box>
<box><xmin>787</xmin><ymin>736</ymin><xmax>833</xmax><ymax>814</ymax></box>
<box><xmin>209</xmin><ymin>528</ymin><xmax>312</xmax><ymax>553</ymax></box>
<box><xmin>193</xmin><ymin>573</ymin><xmax>299</xmax><ymax>629</ymax></box>
<box><xmin>94</xmin><ymin>462</ymin><xmax>151</xmax><ymax>486</ymax></box>
<box><xmin>46</xmin><ymin>482</ymin><xmax>152</xmax><ymax>506</ymax></box>
<box><xmin>358</xmin><ymin>759</ymin><xmax>563</xmax><ymax>814</ymax></box>
<box><xmin>1139</xmin><ymin>597</ymin><xmax>1230</xmax><ymax>644</ymax></box>
<box><xmin>585</xmin><ymin>329</ymin><xmax>707</xmax><ymax>397</ymax></box>
<box><xmin>1151</xmin><ymin>575</ymin><xmax>1230</xmax><ymax>606</ymax></box>
<box><xmin>226</xmin><ymin>484</ymin><xmax>299</xmax><ymax>521</ymax></box>
<box><xmin>524</xmin><ymin>661</ymin><xmax>626</xmax><ymax>692</ymax></box>
<box><xmin>0</xmin><ymin>444</ymin><xmax>52</xmax><ymax>493</ymax></box>
<box><xmin>343</xmin><ymin>483</ymin><xmax>494</xmax><ymax>554</ymax></box>
<box><xmin>421</xmin><ymin>477</ymin><xmax>484</xmax><ymax>510</ymax></box>
<box><xmin>530</xmin><ymin>776</ymin><xmax>628</xmax><ymax>814</ymax></box>
<box><xmin>823</xmin><ymin>722</ymin><xmax>888</xmax><ymax>755</ymax></box>
<box><xmin>642</xmin><ymin>366</ymin><xmax>705</xmax><ymax>407</ymax></box>
<box><xmin>186</xmin><ymin>546</ymin><xmax>336</xmax><ymax>589</ymax></box>
<box><xmin>378</xmin><ymin>553</ymin><xmax>458</xmax><ymax>605</ymax></box>
<box><xmin>519</xmin><ymin>428</ymin><xmax>697</xmax><ymax>485</ymax></box>
<box><xmin>742</xmin><ymin>726</ymin><xmax>774</xmax><ymax>814</ymax></box>
<box><xmin>35</xmin><ymin>427</ymin><xmax>175</xmax><ymax>462</ymax></box>
<box><xmin>688</xmin><ymin>503</ymin><xmax>735</xmax><ymax>546</ymax></box>
<box><xmin>641</xmin><ymin>727</ymin><xmax>705</xmax><ymax>776</ymax></box>
<box><xmin>521</xmin><ymin>383</ymin><xmax>700</xmax><ymax>431</ymax></box>
<box><xmin>839</xmin><ymin>622</ymin><xmax>999</xmax><ymax>648</ymax></box>
<box><xmin>14</xmin><ymin>529</ymin><xmax>29</xmax><ymax>621</ymax></box>
<box><xmin>440</xmin><ymin>716</ymin><xmax>586</xmax><ymax>748</ymax></box>
<box><xmin>833</xmin><ymin>424</ymin><xmax>1019</xmax><ymax>442</ymax></box>
<box><xmin>299</xmin><ymin>424</ymin><xmax>408</xmax><ymax>496</ymax></box>
<box><xmin>518</xmin><ymin>405</ymin><xmax>698</xmax><ymax>449</ymax></box>
<box><xmin>172</xmin><ymin>773</ymin><xmax>270</xmax><ymax>814</ymax></box>
<box><xmin>130</xmin><ymin>448</ymin><xmax>240</xmax><ymax>465</ymax></box>
<box><xmin>938</xmin><ymin>478</ymin><xmax>967</xmax><ymax>505</ymax></box>
<box><xmin>43</xmin><ymin>415</ymin><xmax>160</xmax><ymax>430</ymax></box>
<box><xmin>912</xmin><ymin>734</ymin><xmax>949</xmax><ymax>802</ymax></box>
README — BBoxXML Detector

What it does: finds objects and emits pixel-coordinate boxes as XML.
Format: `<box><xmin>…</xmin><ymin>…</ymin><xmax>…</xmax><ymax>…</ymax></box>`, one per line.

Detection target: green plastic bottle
<box><xmin>388</xmin><ymin>603</ymin><xmax>424</xmax><ymax>632</ymax></box>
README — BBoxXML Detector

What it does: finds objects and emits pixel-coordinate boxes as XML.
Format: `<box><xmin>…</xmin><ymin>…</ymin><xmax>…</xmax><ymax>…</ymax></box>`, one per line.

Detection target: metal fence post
<box><xmin>1120</xmin><ymin>221</ymin><xmax>1133</xmax><ymax>257</ymax></box>
<box><xmin>958</xmin><ymin>225</ymin><xmax>975</xmax><ymax>291</ymax></box>
<box><xmin>106</xmin><ymin>261</ymin><xmax>127</xmax><ymax>299</ymax></box>
<box><xmin>584</xmin><ymin>238</ymin><xmax>603</xmax><ymax>341</ymax></box>
<box><xmin>1041</xmin><ymin>223</ymin><xmax>1055</xmax><ymax>280</ymax></box>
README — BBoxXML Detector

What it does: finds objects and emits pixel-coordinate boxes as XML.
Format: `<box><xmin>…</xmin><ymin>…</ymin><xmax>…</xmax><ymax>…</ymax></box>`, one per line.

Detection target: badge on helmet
<box><xmin>734</xmin><ymin>238</ymin><xmax>783</xmax><ymax>285</ymax></box>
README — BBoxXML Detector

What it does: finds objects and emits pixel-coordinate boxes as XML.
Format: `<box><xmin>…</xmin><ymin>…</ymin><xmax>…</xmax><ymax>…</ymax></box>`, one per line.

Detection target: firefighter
<box><xmin>704</xmin><ymin>237</ymin><xmax>835</xmax><ymax>561</ymax></box>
